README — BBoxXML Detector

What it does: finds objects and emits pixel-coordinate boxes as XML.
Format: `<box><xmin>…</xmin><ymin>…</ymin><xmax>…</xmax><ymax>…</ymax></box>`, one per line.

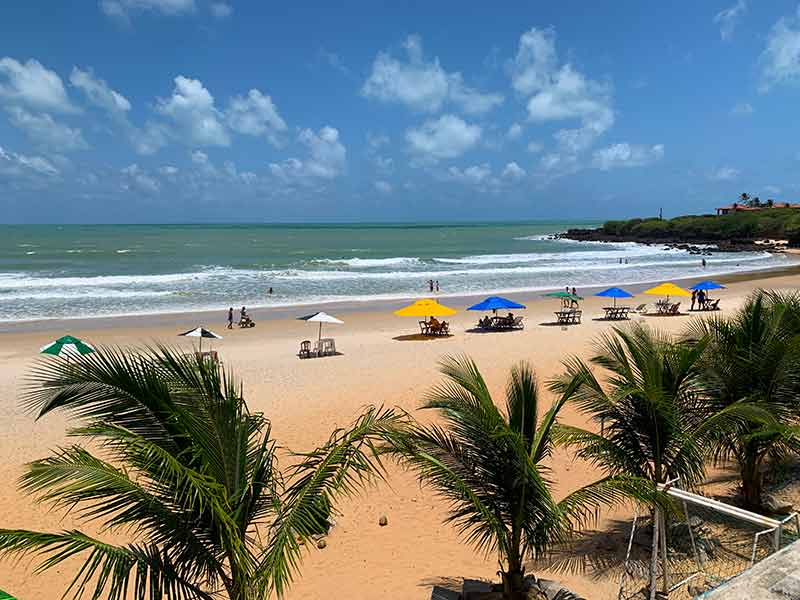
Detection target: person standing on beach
<box><xmin>702</xmin><ymin>258</ymin><xmax>707</xmax><ymax>268</ymax></box>
<box><xmin>227</xmin><ymin>307</ymin><xmax>234</xmax><ymax>329</ymax></box>
<box><xmin>691</xmin><ymin>290</ymin><xmax>697</xmax><ymax>311</ymax></box>
<box><xmin>428</xmin><ymin>279</ymin><xmax>434</xmax><ymax>293</ymax></box>
<box><xmin>435</xmin><ymin>280</ymin><xmax>440</xmax><ymax>293</ymax></box>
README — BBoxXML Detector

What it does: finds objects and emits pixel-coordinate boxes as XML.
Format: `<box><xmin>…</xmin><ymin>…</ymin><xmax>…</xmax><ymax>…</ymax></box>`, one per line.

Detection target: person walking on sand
<box><xmin>227</xmin><ymin>307</ymin><xmax>234</xmax><ymax>329</ymax></box>
<box><xmin>691</xmin><ymin>290</ymin><xmax>697</xmax><ymax>311</ymax></box>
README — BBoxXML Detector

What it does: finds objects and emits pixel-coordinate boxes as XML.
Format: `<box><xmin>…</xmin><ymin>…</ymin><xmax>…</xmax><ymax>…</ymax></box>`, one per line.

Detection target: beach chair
<box><xmin>298</xmin><ymin>340</ymin><xmax>313</xmax><ymax>359</ymax></box>
<box><xmin>512</xmin><ymin>316</ymin><xmax>524</xmax><ymax>329</ymax></box>
<box><xmin>419</xmin><ymin>320</ymin><xmax>430</xmax><ymax>335</ymax></box>
<box><xmin>439</xmin><ymin>321</ymin><xmax>450</xmax><ymax>336</ymax></box>
<box><xmin>669</xmin><ymin>302</ymin><xmax>681</xmax><ymax>315</ymax></box>
<box><xmin>633</xmin><ymin>303</ymin><xmax>648</xmax><ymax>314</ymax></box>
<box><xmin>572</xmin><ymin>310</ymin><xmax>582</xmax><ymax>324</ymax></box>
<box><xmin>707</xmin><ymin>299</ymin><xmax>720</xmax><ymax>311</ymax></box>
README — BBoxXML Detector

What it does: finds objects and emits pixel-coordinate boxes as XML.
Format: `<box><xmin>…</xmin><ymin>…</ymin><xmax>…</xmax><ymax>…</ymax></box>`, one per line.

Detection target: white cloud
<box><xmin>121</xmin><ymin>163</ymin><xmax>160</xmax><ymax>193</ymax></box>
<box><xmin>6</xmin><ymin>106</ymin><xmax>88</xmax><ymax>151</ymax></box>
<box><xmin>373</xmin><ymin>155</ymin><xmax>393</xmax><ymax>173</ymax></box>
<box><xmin>764</xmin><ymin>185</ymin><xmax>782</xmax><ymax>195</ymax></box>
<box><xmin>591</xmin><ymin>143</ymin><xmax>664</xmax><ymax>170</ymax></box>
<box><xmin>444</xmin><ymin>164</ymin><xmax>497</xmax><ymax>188</ymax></box>
<box><xmin>501</xmin><ymin>161</ymin><xmax>527</xmax><ymax>179</ymax></box>
<box><xmin>760</xmin><ymin>6</ymin><xmax>800</xmax><ymax>91</ymax></box>
<box><xmin>730</xmin><ymin>102</ymin><xmax>754</xmax><ymax>116</ymax></box>
<box><xmin>406</xmin><ymin>114</ymin><xmax>481</xmax><ymax>161</ymax></box>
<box><xmin>507</xmin><ymin>123</ymin><xmax>523</xmax><ymax>140</ymax></box>
<box><xmin>156</xmin><ymin>76</ymin><xmax>229</xmax><ymax>146</ymax></box>
<box><xmin>511</xmin><ymin>27</ymin><xmax>614</xmax><ymax>155</ymax></box>
<box><xmin>159</xmin><ymin>165</ymin><xmax>179</xmax><ymax>175</ymax></box>
<box><xmin>100</xmin><ymin>0</ymin><xmax>195</xmax><ymax>19</ymax></box>
<box><xmin>714</xmin><ymin>0</ymin><xmax>747</xmax><ymax>41</ymax></box>
<box><xmin>69</xmin><ymin>67</ymin><xmax>131</xmax><ymax>116</ymax></box>
<box><xmin>0</xmin><ymin>57</ymin><xmax>76</xmax><ymax>113</ymax></box>
<box><xmin>367</xmin><ymin>132</ymin><xmax>390</xmax><ymax>149</ymax></box>
<box><xmin>0</xmin><ymin>145</ymin><xmax>60</xmax><ymax>178</ymax></box>
<box><xmin>374</xmin><ymin>180</ymin><xmax>392</xmax><ymax>194</ymax></box>
<box><xmin>527</xmin><ymin>140</ymin><xmax>543</xmax><ymax>153</ymax></box>
<box><xmin>708</xmin><ymin>166</ymin><xmax>740</xmax><ymax>181</ymax></box>
<box><xmin>210</xmin><ymin>2</ymin><xmax>232</xmax><ymax>18</ymax></box>
<box><xmin>225</xmin><ymin>89</ymin><xmax>286</xmax><ymax>145</ymax></box>
<box><xmin>362</xmin><ymin>35</ymin><xmax>502</xmax><ymax>114</ymax></box>
<box><xmin>269</xmin><ymin>126</ymin><xmax>346</xmax><ymax>182</ymax></box>
<box><xmin>128</xmin><ymin>121</ymin><xmax>169</xmax><ymax>155</ymax></box>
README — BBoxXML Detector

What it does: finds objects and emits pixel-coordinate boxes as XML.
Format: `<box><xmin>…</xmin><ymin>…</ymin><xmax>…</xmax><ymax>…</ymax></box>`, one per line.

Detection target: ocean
<box><xmin>0</xmin><ymin>222</ymin><xmax>793</xmax><ymax>322</ymax></box>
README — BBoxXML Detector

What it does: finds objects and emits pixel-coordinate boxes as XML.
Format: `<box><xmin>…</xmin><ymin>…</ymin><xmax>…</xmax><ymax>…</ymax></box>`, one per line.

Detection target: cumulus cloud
<box><xmin>156</xmin><ymin>76</ymin><xmax>229</xmax><ymax>146</ymax></box>
<box><xmin>70</xmin><ymin>67</ymin><xmax>131</xmax><ymax>116</ymax></box>
<box><xmin>406</xmin><ymin>114</ymin><xmax>481</xmax><ymax>161</ymax></box>
<box><xmin>0</xmin><ymin>57</ymin><xmax>77</xmax><ymax>113</ymax></box>
<box><xmin>730</xmin><ymin>102</ymin><xmax>754</xmax><ymax>116</ymax></box>
<box><xmin>708</xmin><ymin>166</ymin><xmax>740</xmax><ymax>181</ymax></box>
<box><xmin>210</xmin><ymin>2</ymin><xmax>232</xmax><ymax>18</ymax></box>
<box><xmin>362</xmin><ymin>35</ymin><xmax>503</xmax><ymax>114</ymax></box>
<box><xmin>374</xmin><ymin>180</ymin><xmax>392</xmax><ymax>194</ymax></box>
<box><xmin>0</xmin><ymin>144</ymin><xmax>60</xmax><ymax>179</ymax></box>
<box><xmin>507</xmin><ymin>123</ymin><xmax>523</xmax><ymax>140</ymax></box>
<box><xmin>591</xmin><ymin>143</ymin><xmax>664</xmax><ymax>170</ymax></box>
<box><xmin>225</xmin><ymin>89</ymin><xmax>286</xmax><ymax>145</ymax></box>
<box><xmin>527</xmin><ymin>140</ymin><xmax>544</xmax><ymax>153</ymax></box>
<box><xmin>269</xmin><ymin>126</ymin><xmax>346</xmax><ymax>183</ymax></box>
<box><xmin>511</xmin><ymin>27</ymin><xmax>614</xmax><ymax>154</ymax></box>
<box><xmin>714</xmin><ymin>0</ymin><xmax>747</xmax><ymax>41</ymax></box>
<box><xmin>100</xmin><ymin>0</ymin><xmax>195</xmax><ymax>20</ymax></box>
<box><xmin>121</xmin><ymin>163</ymin><xmax>160</xmax><ymax>193</ymax></box>
<box><xmin>502</xmin><ymin>161</ymin><xmax>527</xmax><ymax>179</ymax></box>
<box><xmin>6</xmin><ymin>106</ymin><xmax>88</xmax><ymax>151</ymax></box>
<box><xmin>760</xmin><ymin>6</ymin><xmax>800</xmax><ymax>91</ymax></box>
<box><xmin>446</xmin><ymin>163</ymin><xmax>493</xmax><ymax>185</ymax></box>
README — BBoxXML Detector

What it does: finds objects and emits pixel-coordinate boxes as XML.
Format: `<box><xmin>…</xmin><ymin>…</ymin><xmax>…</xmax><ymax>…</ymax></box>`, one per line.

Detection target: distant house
<box><xmin>716</xmin><ymin>202</ymin><xmax>800</xmax><ymax>215</ymax></box>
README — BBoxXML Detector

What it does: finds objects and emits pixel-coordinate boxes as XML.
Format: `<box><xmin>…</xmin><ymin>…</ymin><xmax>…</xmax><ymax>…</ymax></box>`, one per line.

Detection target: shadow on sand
<box><xmin>392</xmin><ymin>333</ymin><xmax>454</xmax><ymax>342</ymax></box>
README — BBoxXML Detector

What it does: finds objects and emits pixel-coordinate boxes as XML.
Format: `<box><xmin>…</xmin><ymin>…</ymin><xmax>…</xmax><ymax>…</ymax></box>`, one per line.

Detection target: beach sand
<box><xmin>3</xmin><ymin>268</ymin><xmax>800</xmax><ymax>599</ymax></box>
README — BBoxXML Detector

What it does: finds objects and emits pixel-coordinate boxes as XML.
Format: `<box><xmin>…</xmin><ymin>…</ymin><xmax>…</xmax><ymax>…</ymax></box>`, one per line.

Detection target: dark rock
<box><xmin>764</xmin><ymin>494</ymin><xmax>793</xmax><ymax>514</ymax></box>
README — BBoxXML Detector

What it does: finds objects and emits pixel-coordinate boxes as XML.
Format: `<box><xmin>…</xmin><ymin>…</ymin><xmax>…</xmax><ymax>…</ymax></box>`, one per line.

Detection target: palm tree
<box><xmin>687</xmin><ymin>292</ymin><xmax>800</xmax><ymax>509</ymax></box>
<box><xmin>740</xmin><ymin>192</ymin><xmax>750</xmax><ymax>207</ymax></box>
<box><xmin>0</xmin><ymin>346</ymin><xmax>403</xmax><ymax>600</ymax></box>
<box><xmin>390</xmin><ymin>356</ymin><xmax>660</xmax><ymax>600</ymax></box>
<box><xmin>551</xmin><ymin>323</ymin><xmax>717</xmax><ymax>489</ymax></box>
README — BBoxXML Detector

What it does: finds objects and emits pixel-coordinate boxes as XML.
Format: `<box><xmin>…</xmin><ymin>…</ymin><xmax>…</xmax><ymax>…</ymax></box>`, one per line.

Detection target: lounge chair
<box><xmin>419</xmin><ymin>320</ymin><xmax>431</xmax><ymax>335</ymax></box>
<box><xmin>512</xmin><ymin>316</ymin><xmax>524</xmax><ymax>329</ymax></box>
<box><xmin>707</xmin><ymin>299</ymin><xmax>720</xmax><ymax>311</ymax></box>
<box><xmin>298</xmin><ymin>340</ymin><xmax>313</xmax><ymax>359</ymax></box>
<box><xmin>439</xmin><ymin>321</ymin><xmax>450</xmax><ymax>335</ymax></box>
<box><xmin>633</xmin><ymin>303</ymin><xmax>648</xmax><ymax>314</ymax></box>
<box><xmin>669</xmin><ymin>302</ymin><xmax>681</xmax><ymax>315</ymax></box>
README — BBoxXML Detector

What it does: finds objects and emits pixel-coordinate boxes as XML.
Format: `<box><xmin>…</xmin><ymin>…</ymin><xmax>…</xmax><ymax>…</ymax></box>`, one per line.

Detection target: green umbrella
<box><xmin>40</xmin><ymin>335</ymin><xmax>95</xmax><ymax>358</ymax></box>
<box><xmin>543</xmin><ymin>291</ymin><xmax>584</xmax><ymax>300</ymax></box>
<box><xmin>0</xmin><ymin>589</ymin><xmax>18</xmax><ymax>599</ymax></box>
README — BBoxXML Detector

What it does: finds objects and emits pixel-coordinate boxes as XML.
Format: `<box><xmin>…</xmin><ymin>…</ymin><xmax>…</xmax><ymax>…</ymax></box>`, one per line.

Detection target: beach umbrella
<box><xmin>394</xmin><ymin>298</ymin><xmax>457</xmax><ymax>318</ymax></box>
<box><xmin>644</xmin><ymin>282</ymin><xmax>692</xmax><ymax>300</ymax></box>
<box><xmin>178</xmin><ymin>326</ymin><xmax>222</xmax><ymax>353</ymax></box>
<box><xmin>40</xmin><ymin>335</ymin><xmax>95</xmax><ymax>358</ymax></box>
<box><xmin>595</xmin><ymin>287</ymin><xmax>634</xmax><ymax>307</ymax></box>
<box><xmin>467</xmin><ymin>296</ymin><xmax>526</xmax><ymax>314</ymax></box>
<box><xmin>298</xmin><ymin>311</ymin><xmax>344</xmax><ymax>346</ymax></box>
<box><xmin>543</xmin><ymin>291</ymin><xmax>584</xmax><ymax>300</ymax></box>
<box><xmin>691</xmin><ymin>280</ymin><xmax>725</xmax><ymax>292</ymax></box>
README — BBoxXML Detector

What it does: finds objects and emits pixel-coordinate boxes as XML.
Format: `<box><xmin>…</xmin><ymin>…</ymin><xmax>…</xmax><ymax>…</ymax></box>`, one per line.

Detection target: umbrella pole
<box><xmin>319</xmin><ymin>322</ymin><xmax>323</xmax><ymax>347</ymax></box>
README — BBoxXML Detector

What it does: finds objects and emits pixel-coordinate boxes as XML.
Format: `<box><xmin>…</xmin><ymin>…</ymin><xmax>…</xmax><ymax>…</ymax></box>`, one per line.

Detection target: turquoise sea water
<box><xmin>0</xmin><ymin>222</ymin><xmax>792</xmax><ymax>321</ymax></box>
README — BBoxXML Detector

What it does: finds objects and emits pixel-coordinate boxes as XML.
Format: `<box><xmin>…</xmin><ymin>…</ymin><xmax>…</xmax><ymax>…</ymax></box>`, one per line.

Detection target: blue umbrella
<box><xmin>468</xmin><ymin>296</ymin><xmax>526</xmax><ymax>314</ymax></box>
<box><xmin>690</xmin><ymin>280</ymin><xmax>725</xmax><ymax>291</ymax></box>
<box><xmin>595</xmin><ymin>287</ymin><xmax>634</xmax><ymax>307</ymax></box>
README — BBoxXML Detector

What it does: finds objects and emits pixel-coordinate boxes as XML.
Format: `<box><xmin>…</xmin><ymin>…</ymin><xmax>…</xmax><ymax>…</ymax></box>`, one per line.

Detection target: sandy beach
<box><xmin>3</xmin><ymin>267</ymin><xmax>800</xmax><ymax>599</ymax></box>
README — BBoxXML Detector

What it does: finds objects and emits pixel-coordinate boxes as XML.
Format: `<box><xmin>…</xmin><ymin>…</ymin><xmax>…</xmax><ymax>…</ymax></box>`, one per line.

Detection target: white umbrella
<box><xmin>297</xmin><ymin>311</ymin><xmax>343</xmax><ymax>346</ymax></box>
<box><xmin>178</xmin><ymin>327</ymin><xmax>222</xmax><ymax>353</ymax></box>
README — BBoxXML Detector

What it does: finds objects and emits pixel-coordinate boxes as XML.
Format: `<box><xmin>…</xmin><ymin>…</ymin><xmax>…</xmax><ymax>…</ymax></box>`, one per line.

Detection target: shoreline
<box><xmin>3</xmin><ymin>259</ymin><xmax>800</xmax><ymax>334</ymax></box>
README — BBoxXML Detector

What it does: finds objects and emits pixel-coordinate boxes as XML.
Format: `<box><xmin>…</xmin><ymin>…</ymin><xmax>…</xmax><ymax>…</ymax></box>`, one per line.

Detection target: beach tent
<box><xmin>394</xmin><ymin>299</ymin><xmax>457</xmax><ymax>318</ymax></box>
<box><xmin>595</xmin><ymin>287</ymin><xmax>634</xmax><ymax>307</ymax></box>
<box><xmin>40</xmin><ymin>335</ymin><xmax>95</xmax><ymax>358</ymax></box>
<box><xmin>178</xmin><ymin>327</ymin><xmax>222</xmax><ymax>353</ymax></box>
<box><xmin>644</xmin><ymin>283</ymin><xmax>692</xmax><ymax>300</ymax></box>
<box><xmin>467</xmin><ymin>296</ymin><xmax>526</xmax><ymax>314</ymax></box>
<box><xmin>297</xmin><ymin>311</ymin><xmax>344</xmax><ymax>346</ymax></box>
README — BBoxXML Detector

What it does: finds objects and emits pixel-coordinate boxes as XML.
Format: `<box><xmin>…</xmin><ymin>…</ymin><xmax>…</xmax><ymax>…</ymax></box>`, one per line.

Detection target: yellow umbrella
<box><xmin>644</xmin><ymin>282</ymin><xmax>692</xmax><ymax>298</ymax></box>
<box><xmin>394</xmin><ymin>298</ymin><xmax>457</xmax><ymax>317</ymax></box>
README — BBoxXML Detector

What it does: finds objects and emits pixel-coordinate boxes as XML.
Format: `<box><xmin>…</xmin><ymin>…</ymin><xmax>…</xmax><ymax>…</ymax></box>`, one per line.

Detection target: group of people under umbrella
<box><xmin>36</xmin><ymin>280</ymin><xmax>727</xmax><ymax>365</ymax></box>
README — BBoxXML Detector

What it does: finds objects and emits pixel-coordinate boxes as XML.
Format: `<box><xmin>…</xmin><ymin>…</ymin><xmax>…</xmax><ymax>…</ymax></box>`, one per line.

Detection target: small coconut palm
<box><xmin>390</xmin><ymin>356</ymin><xmax>660</xmax><ymax>600</ymax></box>
<box><xmin>0</xmin><ymin>346</ymin><xmax>403</xmax><ymax>600</ymax></box>
<box><xmin>688</xmin><ymin>291</ymin><xmax>800</xmax><ymax>509</ymax></box>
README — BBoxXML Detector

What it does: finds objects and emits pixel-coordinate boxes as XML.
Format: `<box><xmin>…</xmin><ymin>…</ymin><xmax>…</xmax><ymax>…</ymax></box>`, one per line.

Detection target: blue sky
<box><xmin>2</xmin><ymin>1</ymin><xmax>800</xmax><ymax>223</ymax></box>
